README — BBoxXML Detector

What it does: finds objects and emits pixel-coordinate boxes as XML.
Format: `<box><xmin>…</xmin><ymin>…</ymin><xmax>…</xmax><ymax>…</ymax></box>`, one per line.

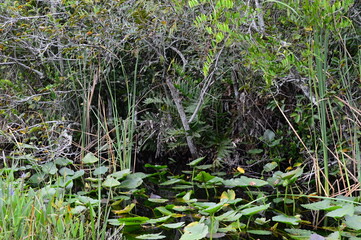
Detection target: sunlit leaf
<box><xmin>241</xmin><ymin>204</ymin><xmax>270</xmax><ymax>216</ymax></box>
<box><xmin>118</xmin><ymin>216</ymin><xmax>149</xmax><ymax>226</ymax></box>
<box><xmin>188</xmin><ymin>157</ymin><xmax>205</xmax><ymax>166</ymax></box>
<box><xmin>163</xmin><ymin>222</ymin><xmax>185</xmax><ymax>228</ymax></box>
<box><xmin>180</xmin><ymin>222</ymin><xmax>209</xmax><ymax>240</ymax></box>
<box><xmin>102</xmin><ymin>177</ymin><xmax>121</xmax><ymax>187</ymax></box>
<box><xmin>136</xmin><ymin>233</ymin><xmax>166</xmax><ymax>239</ymax></box>
<box><xmin>272</xmin><ymin>215</ymin><xmax>300</xmax><ymax>225</ymax></box>
<box><xmin>82</xmin><ymin>152</ymin><xmax>99</xmax><ymax>164</ymax></box>
<box><xmin>345</xmin><ymin>215</ymin><xmax>361</xmax><ymax>230</ymax></box>
<box><xmin>326</xmin><ymin>204</ymin><xmax>354</xmax><ymax>218</ymax></box>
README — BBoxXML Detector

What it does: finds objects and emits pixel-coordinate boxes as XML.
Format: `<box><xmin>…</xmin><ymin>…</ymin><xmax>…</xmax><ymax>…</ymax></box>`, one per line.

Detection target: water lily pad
<box><xmin>180</xmin><ymin>222</ymin><xmax>209</xmax><ymax>240</ymax></box>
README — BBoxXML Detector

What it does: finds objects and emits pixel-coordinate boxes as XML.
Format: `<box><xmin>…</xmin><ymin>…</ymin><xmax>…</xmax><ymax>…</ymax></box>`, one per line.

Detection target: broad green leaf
<box><xmin>41</xmin><ymin>162</ymin><xmax>58</xmax><ymax>175</ymax></box>
<box><xmin>202</xmin><ymin>199</ymin><xmax>228</xmax><ymax>214</ymax></box>
<box><xmin>272</xmin><ymin>215</ymin><xmax>300</xmax><ymax>225</ymax></box>
<box><xmin>82</xmin><ymin>152</ymin><xmax>99</xmax><ymax>164</ymax></box>
<box><xmin>136</xmin><ymin>233</ymin><xmax>166</xmax><ymax>239</ymax></box>
<box><xmin>247</xmin><ymin>230</ymin><xmax>272</xmax><ymax>235</ymax></box>
<box><xmin>93</xmin><ymin>166</ymin><xmax>108</xmax><ymax>175</ymax></box>
<box><xmin>241</xmin><ymin>203</ymin><xmax>270</xmax><ymax>216</ymax></box>
<box><xmin>118</xmin><ymin>216</ymin><xmax>149</xmax><ymax>226</ymax></box>
<box><xmin>194</xmin><ymin>171</ymin><xmax>215</xmax><ymax>182</ymax></box>
<box><xmin>263</xmin><ymin>129</ymin><xmax>275</xmax><ymax>142</ymax></box>
<box><xmin>55</xmin><ymin>158</ymin><xmax>73</xmax><ymax>166</ymax></box>
<box><xmin>109</xmin><ymin>169</ymin><xmax>131</xmax><ymax>179</ymax></box>
<box><xmin>28</xmin><ymin>173</ymin><xmax>45</xmax><ymax>184</ymax></box>
<box><xmin>71</xmin><ymin>206</ymin><xmax>87</xmax><ymax>214</ymax></box>
<box><xmin>188</xmin><ymin>157</ymin><xmax>205</xmax><ymax>166</ymax></box>
<box><xmin>215</xmin><ymin>210</ymin><xmax>242</xmax><ymax>221</ymax></box>
<box><xmin>285</xmin><ymin>228</ymin><xmax>315</xmax><ymax>239</ymax></box>
<box><xmin>326</xmin><ymin>231</ymin><xmax>340</xmax><ymax>240</ymax></box>
<box><xmin>148</xmin><ymin>198</ymin><xmax>168</xmax><ymax>203</ymax></box>
<box><xmin>77</xmin><ymin>196</ymin><xmax>99</xmax><ymax>205</ymax></box>
<box><xmin>264</xmin><ymin>162</ymin><xmax>278</xmax><ymax>172</ymax></box>
<box><xmin>160</xmin><ymin>178</ymin><xmax>182</xmax><ymax>185</ymax></box>
<box><xmin>173</xmin><ymin>206</ymin><xmax>191</xmax><ymax>212</ymax></box>
<box><xmin>59</xmin><ymin>167</ymin><xmax>74</xmax><ymax>176</ymax></box>
<box><xmin>326</xmin><ymin>204</ymin><xmax>354</xmax><ymax>218</ymax></box>
<box><xmin>147</xmin><ymin>215</ymin><xmax>171</xmax><ymax>224</ymax></box>
<box><xmin>155</xmin><ymin>207</ymin><xmax>174</xmax><ymax>216</ymax></box>
<box><xmin>163</xmin><ymin>222</ymin><xmax>185</xmax><ymax>228</ymax></box>
<box><xmin>119</xmin><ymin>175</ymin><xmax>143</xmax><ymax>189</ymax></box>
<box><xmin>223</xmin><ymin>176</ymin><xmax>268</xmax><ymax>187</ymax></box>
<box><xmin>301</xmin><ymin>200</ymin><xmax>335</xmax><ymax>211</ymax></box>
<box><xmin>345</xmin><ymin>215</ymin><xmax>361</xmax><ymax>230</ymax></box>
<box><xmin>220</xmin><ymin>189</ymin><xmax>236</xmax><ymax>201</ymax></box>
<box><xmin>102</xmin><ymin>177</ymin><xmax>121</xmax><ymax>187</ymax></box>
<box><xmin>247</xmin><ymin>149</ymin><xmax>263</xmax><ymax>154</ymax></box>
<box><xmin>180</xmin><ymin>222</ymin><xmax>209</xmax><ymax>240</ymax></box>
<box><xmin>71</xmin><ymin>170</ymin><xmax>85</xmax><ymax>179</ymax></box>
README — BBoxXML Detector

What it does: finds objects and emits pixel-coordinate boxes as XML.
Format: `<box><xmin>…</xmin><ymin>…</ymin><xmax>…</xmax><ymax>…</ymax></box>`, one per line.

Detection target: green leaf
<box><xmin>188</xmin><ymin>157</ymin><xmax>205</xmax><ymax>166</ymax></box>
<box><xmin>180</xmin><ymin>222</ymin><xmax>209</xmax><ymax>240</ymax></box>
<box><xmin>194</xmin><ymin>171</ymin><xmax>215</xmax><ymax>182</ymax></box>
<box><xmin>59</xmin><ymin>167</ymin><xmax>74</xmax><ymax>176</ymax></box>
<box><xmin>119</xmin><ymin>175</ymin><xmax>143</xmax><ymax>189</ymax></box>
<box><xmin>70</xmin><ymin>206</ymin><xmax>87</xmax><ymax>214</ymax></box>
<box><xmin>264</xmin><ymin>162</ymin><xmax>278</xmax><ymax>172</ymax></box>
<box><xmin>163</xmin><ymin>222</ymin><xmax>185</xmax><ymax>229</ymax></box>
<box><xmin>202</xmin><ymin>199</ymin><xmax>228</xmax><ymax>214</ymax></box>
<box><xmin>148</xmin><ymin>198</ymin><xmax>168</xmax><ymax>203</ymax></box>
<box><xmin>109</xmin><ymin>169</ymin><xmax>131</xmax><ymax>179</ymax></box>
<box><xmin>247</xmin><ymin>230</ymin><xmax>272</xmax><ymax>235</ymax></box>
<box><xmin>136</xmin><ymin>233</ymin><xmax>166</xmax><ymax>239</ymax></box>
<box><xmin>301</xmin><ymin>200</ymin><xmax>335</xmax><ymax>211</ymax></box>
<box><xmin>71</xmin><ymin>170</ymin><xmax>85</xmax><ymax>179</ymax></box>
<box><xmin>272</xmin><ymin>215</ymin><xmax>300</xmax><ymax>225</ymax></box>
<box><xmin>102</xmin><ymin>177</ymin><xmax>121</xmax><ymax>187</ymax></box>
<box><xmin>160</xmin><ymin>178</ymin><xmax>182</xmax><ymax>186</ymax></box>
<box><xmin>247</xmin><ymin>149</ymin><xmax>263</xmax><ymax>154</ymax></box>
<box><xmin>223</xmin><ymin>176</ymin><xmax>268</xmax><ymax>187</ymax></box>
<box><xmin>326</xmin><ymin>204</ymin><xmax>354</xmax><ymax>218</ymax></box>
<box><xmin>345</xmin><ymin>215</ymin><xmax>361</xmax><ymax>230</ymax></box>
<box><xmin>215</xmin><ymin>210</ymin><xmax>242</xmax><ymax>222</ymax></box>
<box><xmin>93</xmin><ymin>166</ymin><xmax>108</xmax><ymax>175</ymax></box>
<box><xmin>118</xmin><ymin>217</ymin><xmax>149</xmax><ymax>226</ymax></box>
<box><xmin>41</xmin><ymin>162</ymin><xmax>58</xmax><ymax>175</ymax></box>
<box><xmin>147</xmin><ymin>215</ymin><xmax>171</xmax><ymax>224</ymax></box>
<box><xmin>55</xmin><ymin>158</ymin><xmax>73</xmax><ymax>166</ymax></box>
<box><xmin>241</xmin><ymin>204</ymin><xmax>270</xmax><ymax>216</ymax></box>
<box><xmin>82</xmin><ymin>152</ymin><xmax>99</xmax><ymax>164</ymax></box>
